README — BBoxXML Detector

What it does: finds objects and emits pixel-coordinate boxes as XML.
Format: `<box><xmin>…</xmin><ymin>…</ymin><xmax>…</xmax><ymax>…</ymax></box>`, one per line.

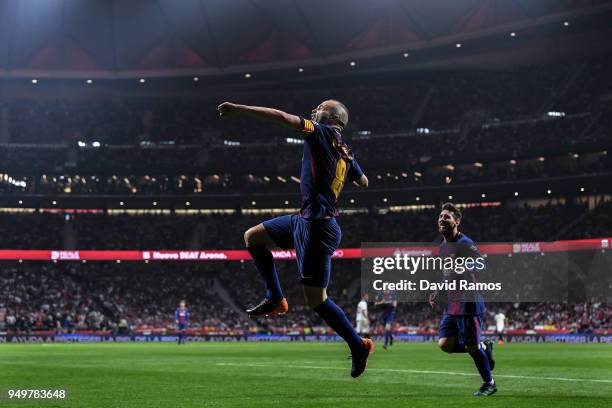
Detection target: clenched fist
<box><xmin>218</xmin><ymin>102</ymin><xmax>239</xmax><ymax>117</ymax></box>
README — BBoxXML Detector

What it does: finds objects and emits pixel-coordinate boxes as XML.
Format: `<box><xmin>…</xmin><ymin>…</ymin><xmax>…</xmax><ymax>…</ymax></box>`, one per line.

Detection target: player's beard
<box><xmin>438</xmin><ymin>222</ymin><xmax>453</xmax><ymax>234</ymax></box>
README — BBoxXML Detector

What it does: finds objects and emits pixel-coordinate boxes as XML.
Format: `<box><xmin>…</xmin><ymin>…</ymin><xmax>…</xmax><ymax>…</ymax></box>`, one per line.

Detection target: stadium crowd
<box><xmin>0</xmin><ymin>53</ymin><xmax>610</xmax><ymax>336</ymax></box>
<box><xmin>0</xmin><ymin>201</ymin><xmax>607</xmax><ymax>250</ymax></box>
<box><xmin>1</xmin><ymin>260</ymin><xmax>609</xmax><ymax>335</ymax></box>
<box><xmin>0</xmin><ymin>263</ymin><xmax>240</xmax><ymax>334</ymax></box>
<box><xmin>0</xmin><ymin>200</ymin><xmax>610</xmax><ymax>334</ymax></box>
<box><xmin>4</xmin><ymin>53</ymin><xmax>611</xmax><ymax>146</ymax></box>
<box><xmin>1</xmin><ymin>54</ymin><xmax>611</xmax><ymax>200</ymax></box>
<box><xmin>0</xmin><ymin>143</ymin><xmax>608</xmax><ymax>195</ymax></box>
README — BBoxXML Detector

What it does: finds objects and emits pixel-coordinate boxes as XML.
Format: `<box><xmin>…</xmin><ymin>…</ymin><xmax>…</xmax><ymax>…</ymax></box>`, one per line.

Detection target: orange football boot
<box><xmin>246</xmin><ymin>297</ymin><xmax>289</xmax><ymax>317</ymax></box>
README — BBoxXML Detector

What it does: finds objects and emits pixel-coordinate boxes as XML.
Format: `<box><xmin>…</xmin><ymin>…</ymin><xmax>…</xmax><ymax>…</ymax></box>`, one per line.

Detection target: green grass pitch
<box><xmin>1</xmin><ymin>342</ymin><xmax>611</xmax><ymax>407</ymax></box>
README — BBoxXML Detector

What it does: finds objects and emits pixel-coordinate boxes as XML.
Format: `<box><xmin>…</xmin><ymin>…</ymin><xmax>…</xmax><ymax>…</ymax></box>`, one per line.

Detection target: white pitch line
<box><xmin>216</xmin><ymin>362</ymin><xmax>612</xmax><ymax>384</ymax></box>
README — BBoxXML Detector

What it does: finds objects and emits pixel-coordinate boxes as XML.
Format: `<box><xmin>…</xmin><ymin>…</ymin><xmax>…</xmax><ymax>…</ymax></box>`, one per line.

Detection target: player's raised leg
<box><xmin>304</xmin><ymin>285</ymin><xmax>373</xmax><ymax>377</ymax></box>
<box><xmin>439</xmin><ymin>339</ymin><xmax>496</xmax><ymax>397</ymax></box>
<box><xmin>437</xmin><ymin>315</ymin><xmax>496</xmax><ymax>396</ymax></box>
<box><xmin>437</xmin><ymin>314</ymin><xmax>467</xmax><ymax>353</ymax></box>
<box><xmin>297</xmin><ymin>217</ymin><xmax>373</xmax><ymax>378</ymax></box>
<box><xmin>438</xmin><ymin>336</ymin><xmax>467</xmax><ymax>354</ymax></box>
<box><xmin>244</xmin><ymin>222</ymin><xmax>288</xmax><ymax>316</ymax></box>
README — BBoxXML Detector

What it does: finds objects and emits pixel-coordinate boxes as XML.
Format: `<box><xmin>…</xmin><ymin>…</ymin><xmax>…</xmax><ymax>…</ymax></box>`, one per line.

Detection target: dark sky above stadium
<box><xmin>0</xmin><ymin>0</ymin><xmax>610</xmax><ymax>79</ymax></box>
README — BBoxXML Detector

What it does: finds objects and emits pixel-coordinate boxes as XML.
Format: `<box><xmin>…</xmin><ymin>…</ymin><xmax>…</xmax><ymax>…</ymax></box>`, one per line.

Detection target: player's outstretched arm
<box><xmin>218</xmin><ymin>102</ymin><xmax>302</xmax><ymax>131</ymax></box>
<box><xmin>354</xmin><ymin>174</ymin><xmax>368</xmax><ymax>188</ymax></box>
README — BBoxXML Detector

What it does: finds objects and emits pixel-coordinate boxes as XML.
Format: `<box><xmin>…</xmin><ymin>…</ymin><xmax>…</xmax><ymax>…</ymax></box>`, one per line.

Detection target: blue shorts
<box><xmin>380</xmin><ymin>309</ymin><xmax>396</xmax><ymax>325</ymax></box>
<box><xmin>438</xmin><ymin>314</ymin><xmax>482</xmax><ymax>346</ymax></box>
<box><xmin>263</xmin><ymin>214</ymin><xmax>341</xmax><ymax>288</ymax></box>
<box><xmin>177</xmin><ymin>323</ymin><xmax>188</xmax><ymax>331</ymax></box>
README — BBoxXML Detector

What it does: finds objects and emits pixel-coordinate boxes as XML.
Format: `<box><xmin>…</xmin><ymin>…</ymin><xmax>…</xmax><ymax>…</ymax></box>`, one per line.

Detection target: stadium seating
<box><xmin>1</xmin><ymin>53</ymin><xmax>611</xmax><ymax>336</ymax></box>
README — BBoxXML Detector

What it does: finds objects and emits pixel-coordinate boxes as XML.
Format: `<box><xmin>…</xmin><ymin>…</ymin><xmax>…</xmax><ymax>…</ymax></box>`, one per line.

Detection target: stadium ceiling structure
<box><xmin>0</xmin><ymin>0</ymin><xmax>611</xmax><ymax>79</ymax></box>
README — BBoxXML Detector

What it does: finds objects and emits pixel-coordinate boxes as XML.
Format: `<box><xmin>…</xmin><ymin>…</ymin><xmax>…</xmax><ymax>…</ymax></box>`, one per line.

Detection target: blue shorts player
<box><xmin>429</xmin><ymin>203</ymin><xmax>497</xmax><ymax>396</ymax></box>
<box><xmin>375</xmin><ymin>290</ymin><xmax>397</xmax><ymax>350</ymax></box>
<box><xmin>218</xmin><ymin>99</ymin><xmax>374</xmax><ymax>377</ymax></box>
<box><xmin>175</xmin><ymin>300</ymin><xmax>189</xmax><ymax>345</ymax></box>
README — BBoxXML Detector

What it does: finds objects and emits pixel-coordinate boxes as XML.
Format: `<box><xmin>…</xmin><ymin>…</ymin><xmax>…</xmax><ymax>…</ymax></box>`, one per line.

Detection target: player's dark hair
<box><xmin>329</xmin><ymin>100</ymin><xmax>349</xmax><ymax>129</ymax></box>
<box><xmin>441</xmin><ymin>202</ymin><xmax>462</xmax><ymax>221</ymax></box>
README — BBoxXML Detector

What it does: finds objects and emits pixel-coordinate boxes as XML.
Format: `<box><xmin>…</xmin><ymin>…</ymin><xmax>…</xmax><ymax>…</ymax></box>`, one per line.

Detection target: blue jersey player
<box><xmin>375</xmin><ymin>290</ymin><xmax>397</xmax><ymax>350</ymax></box>
<box><xmin>175</xmin><ymin>300</ymin><xmax>189</xmax><ymax>345</ymax></box>
<box><xmin>218</xmin><ymin>100</ymin><xmax>374</xmax><ymax>377</ymax></box>
<box><xmin>429</xmin><ymin>203</ymin><xmax>496</xmax><ymax>396</ymax></box>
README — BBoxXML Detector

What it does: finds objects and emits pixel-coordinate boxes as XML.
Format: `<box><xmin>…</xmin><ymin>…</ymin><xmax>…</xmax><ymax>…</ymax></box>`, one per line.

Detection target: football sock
<box><xmin>314</xmin><ymin>298</ymin><xmax>364</xmax><ymax>354</ymax></box>
<box><xmin>384</xmin><ymin>330</ymin><xmax>391</xmax><ymax>347</ymax></box>
<box><xmin>469</xmin><ymin>348</ymin><xmax>493</xmax><ymax>383</ymax></box>
<box><xmin>452</xmin><ymin>341</ymin><xmax>467</xmax><ymax>353</ymax></box>
<box><xmin>247</xmin><ymin>245</ymin><xmax>283</xmax><ymax>301</ymax></box>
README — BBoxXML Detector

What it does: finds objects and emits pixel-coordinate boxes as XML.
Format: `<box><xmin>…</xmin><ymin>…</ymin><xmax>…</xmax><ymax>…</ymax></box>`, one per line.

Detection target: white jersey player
<box><xmin>494</xmin><ymin>312</ymin><xmax>506</xmax><ymax>344</ymax></box>
<box><xmin>356</xmin><ymin>294</ymin><xmax>370</xmax><ymax>338</ymax></box>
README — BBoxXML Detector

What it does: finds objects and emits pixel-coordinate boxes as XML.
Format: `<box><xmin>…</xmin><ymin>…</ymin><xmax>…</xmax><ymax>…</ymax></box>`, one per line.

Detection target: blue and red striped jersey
<box><xmin>439</xmin><ymin>233</ymin><xmax>485</xmax><ymax>316</ymax></box>
<box><xmin>175</xmin><ymin>307</ymin><xmax>190</xmax><ymax>323</ymax></box>
<box><xmin>298</xmin><ymin>118</ymin><xmax>363</xmax><ymax>219</ymax></box>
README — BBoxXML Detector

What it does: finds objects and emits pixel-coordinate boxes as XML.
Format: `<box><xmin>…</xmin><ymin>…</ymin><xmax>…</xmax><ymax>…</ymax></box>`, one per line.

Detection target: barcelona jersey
<box><xmin>175</xmin><ymin>307</ymin><xmax>190</xmax><ymax>324</ymax></box>
<box><xmin>378</xmin><ymin>290</ymin><xmax>397</xmax><ymax>323</ymax></box>
<box><xmin>439</xmin><ymin>233</ymin><xmax>485</xmax><ymax>316</ymax></box>
<box><xmin>299</xmin><ymin>118</ymin><xmax>363</xmax><ymax>219</ymax></box>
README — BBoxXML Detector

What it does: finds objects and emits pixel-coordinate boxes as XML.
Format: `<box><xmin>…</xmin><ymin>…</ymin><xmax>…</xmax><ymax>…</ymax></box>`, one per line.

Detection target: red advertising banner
<box><xmin>0</xmin><ymin>237</ymin><xmax>608</xmax><ymax>261</ymax></box>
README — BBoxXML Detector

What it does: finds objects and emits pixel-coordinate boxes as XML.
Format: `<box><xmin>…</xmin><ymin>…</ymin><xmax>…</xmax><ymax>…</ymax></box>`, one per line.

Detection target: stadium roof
<box><xmin>0</xmin><ymin>0</ymin><xmax>611</xmax><ymax>80</ymax></box>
